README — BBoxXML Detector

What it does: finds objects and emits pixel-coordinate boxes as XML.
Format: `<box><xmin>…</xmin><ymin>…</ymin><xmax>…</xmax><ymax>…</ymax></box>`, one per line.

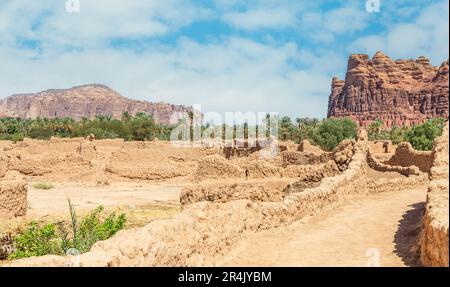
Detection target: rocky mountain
<box><xmin>0</xmin><ymin>84</ymin><xmax>192</xmax><ymax>125</ymax></box>
<box><xmin>327</xmin><ymin>52</ymin><xmax>449</xmax><ymax>127</ymax></box>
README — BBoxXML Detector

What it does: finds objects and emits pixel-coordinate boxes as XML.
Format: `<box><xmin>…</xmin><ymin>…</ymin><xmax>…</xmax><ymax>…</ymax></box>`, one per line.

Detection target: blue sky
<box><xmin>0</xmin><ymin>0</ymin><xmax>448</xmax><ymax>118</ymax></box>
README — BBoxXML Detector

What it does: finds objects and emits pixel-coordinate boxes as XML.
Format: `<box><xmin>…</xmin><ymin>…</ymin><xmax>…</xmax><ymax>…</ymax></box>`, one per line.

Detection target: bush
<box><xmin>389</xmin><ymin>125</ymin><xmax>408</xmax><ymax>145</ymax></box>
<box><xmin>8</xmin><ymin>222</ymin><xmax>62</xmax><ymax>260</ymax></box>
<box><xmin>28</xmin><ymin>127</ymin><xmax>54</xmax><ymax>139</ymax></box>
<box><xmin>8</xmin><ymin>200</ymin><xmax>126</xmax><ymax>260</ymax></box>
<box><xmin>310</xmin><ymin>118</ymin><xmax>358</xmax><ymax>151</ymax></box>
<box><xmin>0</xmin><ymin>133</ymin><xmax>24</xmax><ymax>141</ymax></box>
<box><xmin>404</xmin><ymin>118</ymin><xmax>445</xmax><ymax>151</ymax></box>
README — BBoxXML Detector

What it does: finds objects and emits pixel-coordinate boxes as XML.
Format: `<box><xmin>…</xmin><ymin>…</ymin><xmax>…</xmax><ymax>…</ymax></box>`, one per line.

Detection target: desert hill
<box><xmin>0</xmin><ymin>84</ymin><xmax>191</xmax><ymax>125</ymax></box>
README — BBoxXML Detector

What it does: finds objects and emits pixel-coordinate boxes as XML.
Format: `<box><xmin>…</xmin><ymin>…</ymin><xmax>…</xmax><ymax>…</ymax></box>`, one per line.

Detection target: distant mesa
<box><xmin>0</xmin><ymin>84</ymin><xmax>191</xmax><ymax>125</ymax></box>
<box><xmin>327</xmin><ymin>51</ymin><xmax>449</xmax><ymax>127</ymax></box>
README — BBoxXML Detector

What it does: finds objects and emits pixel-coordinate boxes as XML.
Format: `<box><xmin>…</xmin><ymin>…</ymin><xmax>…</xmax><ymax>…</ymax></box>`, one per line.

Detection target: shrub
<box><xmin>404</xmin><ymin>118</ymin><xmax>445</xmax><ymax>151</ymax></box>
<box><xmin>28</xmin><ymin>127</ymin><xmax>54</xmax><ymax>139</ymax></box>
<box><xmin>389</xmin><ymin>125</ymin><xmax>408</xmax><ymax>145</ymax></box>
<box><xmin>0</xmin><ymin>133</ymin><xmax>24</xmax><ymax>141</ymax></box>
<box><xmin>8</xmin><ymin>222</ymin><xmax>62</xmax><ymax>260</ymax></box>
<box><xmin>8</xmin><ymin>200</ymin><xmax>126</xmax><ymax>260</ymax></box>
<box><xmin>310</xmin><ymin>118</ymin><xmax>358</xmax><ymax>151</ymax></box>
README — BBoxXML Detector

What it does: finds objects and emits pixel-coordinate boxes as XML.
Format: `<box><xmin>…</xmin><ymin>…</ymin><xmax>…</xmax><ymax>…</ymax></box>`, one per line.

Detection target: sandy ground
<box><xmin>219</xmin><ymin>184</ymin><xmax>427</xmax><ymax>267</ymax></box>
<box><xmin>27</xmin><ymin>182</ymin><xmax>182</xmax><ymax>217</ymax></box>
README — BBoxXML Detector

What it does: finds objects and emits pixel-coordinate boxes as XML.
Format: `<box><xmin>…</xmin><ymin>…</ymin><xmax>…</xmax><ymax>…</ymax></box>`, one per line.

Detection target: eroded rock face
<box><xmin>328</xmin><ymin>52</ymin><xmax>449</xmax><ymax>127</ymax></box>
<box><xmin>0</xmin><ymin>84</ymin><xmax>192</xmax><ymax>125</ymax></box>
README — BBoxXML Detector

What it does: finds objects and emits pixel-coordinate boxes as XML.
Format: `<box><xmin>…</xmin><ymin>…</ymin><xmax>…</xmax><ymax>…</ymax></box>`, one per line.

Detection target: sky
<box><xmin>0</xmin><ymin>0</ymin><xmax>448</xmax><ymax>119</ymax></box>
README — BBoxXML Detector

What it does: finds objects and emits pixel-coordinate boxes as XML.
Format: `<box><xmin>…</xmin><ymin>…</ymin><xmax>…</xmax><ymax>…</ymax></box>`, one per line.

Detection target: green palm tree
<box><xmin>121</xmin><ymin>111</ymin><xmax>131</xmax><ymax>122</ymax></box>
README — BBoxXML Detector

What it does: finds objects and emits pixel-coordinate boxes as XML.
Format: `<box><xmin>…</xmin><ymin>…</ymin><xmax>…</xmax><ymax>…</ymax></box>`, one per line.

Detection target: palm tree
<box><xmin>279</xmin><ymin>116</ymin><xmax>293</xmax><ymax>141</ymax></box>
<box><xmin>296</xmin><ymin>117</ymin><xmax>319</xmax><ymax>142</ymax></box>
<box><xmin>121</xmin><ymin>111</ymin><xmax>131</xmax><ymax>122</ymax></box>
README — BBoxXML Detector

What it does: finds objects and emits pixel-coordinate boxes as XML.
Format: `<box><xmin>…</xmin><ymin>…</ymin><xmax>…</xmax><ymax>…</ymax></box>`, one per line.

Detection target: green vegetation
<box><xmin>367</xmin><ymin>118</ymin><xmax>445</xmax><ymax>151</ymax></box>
<box><xmin>0</xmin><ymin>113</ymin><xmax>176</xmax><ymax>141</ymax></box>
<box><xmin>7</xmin><ymin>222</ymin><xmax>61</xmax><ymax>259</ymax></box>
<box><xmin>1</xmin><ymin>112</ymin><xmax>445</xmax><ymax>152</ymax></box>
<box><xmin>404</xmin><ymin>118</ymin><xmax>446</xmax><ymax>150</ymax></box>
<box><xmin>309</xmin><ymin>118</ymin><xmax>358</xmax><ymax>151</ymax></box>
<box><xmin>0</xmin><ymin>113</ymin><xmax>357</xmax><ymax>151</ymax></box>
<box><xmin>8</xmin><ymin>199</ymin><xmax>126</xmax><ymax>260</ymax></box>
<box><xmin>32</xmin><ymin>183</ymin><xmax>54</xmax><ymax>190</ymax></box>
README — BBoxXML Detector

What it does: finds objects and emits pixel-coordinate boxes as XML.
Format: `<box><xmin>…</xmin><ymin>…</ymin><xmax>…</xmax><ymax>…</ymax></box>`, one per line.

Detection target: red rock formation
<box><xmin>328</xmin><ymin>52</ymin><xmax>449</xmax><ymax>127</ymax></box>
<box><xmin>0</xmin><ymin>84</ymin><xmax>192</xmax><ymax>125</ymax></box>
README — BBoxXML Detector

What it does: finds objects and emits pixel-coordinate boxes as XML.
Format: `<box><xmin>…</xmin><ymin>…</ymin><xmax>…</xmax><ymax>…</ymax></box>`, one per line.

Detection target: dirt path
<box><xmin>220</xmin><ymin>185</ymin><xmax>427</xmax><ymax>267</ymax></box>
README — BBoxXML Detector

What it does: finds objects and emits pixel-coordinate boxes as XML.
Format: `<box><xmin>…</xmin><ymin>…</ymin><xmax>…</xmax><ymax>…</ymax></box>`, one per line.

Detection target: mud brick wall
<box><xmin>385</xmin><ymin>142</ymin><xmax>433</xmax><ymax>173</ymax></box>
<box><xmin>419</xmin><ymin>122</ymin><xmax>449</xmax><ymax>267</ymax></box>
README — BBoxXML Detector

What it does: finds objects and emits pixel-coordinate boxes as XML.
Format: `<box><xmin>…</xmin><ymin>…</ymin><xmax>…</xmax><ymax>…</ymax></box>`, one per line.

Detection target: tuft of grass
<box><xmin>32</xmin><ymin>183</ymin><xmax>54</xmax><ymax>190</ymax></box>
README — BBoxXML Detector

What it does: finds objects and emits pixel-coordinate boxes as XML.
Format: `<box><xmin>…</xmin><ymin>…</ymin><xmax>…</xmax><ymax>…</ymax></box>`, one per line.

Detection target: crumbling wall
<box><xmin>194</xmin><ymin>154</ymin><xmax>244</xmax><ymax>180</ymax></box>
<box><xmin>281</xmin><ymin>151</ymin><xmax>332</xmax><ymax>166</ymax></box>
<box><xmin>0</xmin><ymin>145</ymin><xmax>27</xmax><ymax>219</ymax></box>
<box><xmin>7</xmin><ymin>138</ymin><xmax>369</xmax><ymax>267</ymax></box>
<box><xmin>297</xmin><ymin>139</ymin><xmax>324</xmax><ymax>154</ymax></box>
<box><xmin>368</xmin><ymin>141</ymin><xmax>396</xmax><ymax>154</ymax></box>
<box><xmin>419</xmin><ymin>122</ymin><xmax>449</xmax><ymax>267</ymax></box>
<box><xmin>385</xmin><ymin>142</ymin><xmax>433</xmax><ymax>173</ymax></box>
<box><xmin>107</xmin><ymin>165</ymin><xmax>190</xmax><ymax>181</ymax></box>
<box><xmin>366</xmin><ymin>173</ymin><xmax>428</xmax><ymax>194</ymax></box>
<box><xmin>367</xmin><ymin>151</ymin><xmax>419</xmax><ymax>176</ymax></box>
<box><xmin>281</xmin><ymin>160</ymin><xmax>340</xmax><ymax>180</ymax></box>
<box><xmin>180</xmin><ymin>179</ymin><xmax>292</xmax><ymax>205</ymax></box>
<box><xmin>0</xmin><ymin>139</ymin><xmax>212</xmax><ymax>184</ymax></box>
<box><xmin>183</xmin><ymin>158</ymin><xmax>341</xmax><ymax>205</ymax></box>
<box><xmin>0</xmin><ymin>179</ymin><xmax>27</xmax><ymax>218</ymax></box>
<box><xmin>238</xmin><ymin>160</ymin><xmax>282</xmax><ymax>179</ymax></box>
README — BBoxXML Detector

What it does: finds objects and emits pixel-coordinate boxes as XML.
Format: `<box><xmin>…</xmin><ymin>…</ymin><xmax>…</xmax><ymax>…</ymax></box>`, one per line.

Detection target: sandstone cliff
<box><xmin>0</xmin><ymin>84</ymin><xmax>191</xmax><ymax>125</ymax></box>
<box><xmin>328</xmin><ymin>52</ymin><xmax>449</xmax><ymax>127</ymax></box>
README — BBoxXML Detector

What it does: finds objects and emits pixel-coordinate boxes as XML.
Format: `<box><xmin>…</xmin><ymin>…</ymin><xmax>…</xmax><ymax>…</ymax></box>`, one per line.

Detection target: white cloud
<box><xmin>218</xmin><ymin>0</ymin><xmax>320</xmax><ymax>31</ymax></box>
<box><xmin>0</xmin><ymin>0</ymin><xmax>447</xmax><ymax>121</ymax></box>
<box><xmin>222</xmin><ymin>7</ymin><xmax>298</xmax><ymax>30</ymax></box>
<box><xmin>299</xmin><ymin>4</ymin><xmax>370</xmax><ymax>43</ymax></box>
<box><xmin>351</xmin><ymin>0</ymin><xmax>449</xmax><ymax>65</ymax></box>
<box><xmin>0</xmin><ymin>0</ymin><xmax>212</xmax><ymax>49</ymax></box>
<box><xmin>0</xmin><ymin>35</ymin><xmax>335</xmax><ymax>118</ymax></box>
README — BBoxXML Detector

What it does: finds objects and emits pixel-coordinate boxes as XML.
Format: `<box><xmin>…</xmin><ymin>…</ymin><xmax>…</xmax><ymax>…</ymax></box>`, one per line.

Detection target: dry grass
<box><xmin>32</xmin><ymin>182</ymin><xmax>54</xmax><ymax>190</ymax></box>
